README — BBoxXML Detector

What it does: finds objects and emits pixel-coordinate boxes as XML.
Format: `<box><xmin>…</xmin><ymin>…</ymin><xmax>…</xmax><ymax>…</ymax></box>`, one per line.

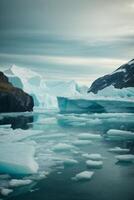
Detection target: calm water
<box><xmin>0</xmin><ymin>109</ymin><xmax>134</xmax><ymax>200</ymax></box>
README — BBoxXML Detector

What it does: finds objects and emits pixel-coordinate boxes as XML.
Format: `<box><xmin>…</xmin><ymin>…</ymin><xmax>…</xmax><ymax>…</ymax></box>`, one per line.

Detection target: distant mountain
<box><xmin>88</xmin><ymin>59</ymin><xmax>134</xmax><ymax>94</ymax></box>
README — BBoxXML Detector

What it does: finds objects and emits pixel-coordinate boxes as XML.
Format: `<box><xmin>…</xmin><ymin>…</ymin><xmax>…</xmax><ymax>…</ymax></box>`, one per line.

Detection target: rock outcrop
<box><xmin>88</xmin><ymin>59</ymin><xmax>134</xmax><ymax>94</ymax></box>
<box><xmin>0</xmin><ymin>71</ymin><xmax>34</xmax><ymax>112</ymax></box>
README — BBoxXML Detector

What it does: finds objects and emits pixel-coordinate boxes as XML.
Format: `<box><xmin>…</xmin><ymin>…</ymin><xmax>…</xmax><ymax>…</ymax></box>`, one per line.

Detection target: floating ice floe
<box><xmin>115</xmin><ymin>154</ymin><xmax>134</xmax><ymax>162</ymax></box>
<box><xmin>72</xmin><ymin>171</ymin><xmax>94</xmax><ymax>181</ymax></box>
<box><xmin>55</xmin><ymin>158</ymin><xmax>78</xmax><ymax>166</ymax></box>
<box><xmin>25</xmin><ymin>171</ymin><xmax>49</xmax><ymax>181</ymax></box>
<box><xmin>72</xmin><ymin>140</ymin><xmax>93</xmax><ymax>146</ymax></box>
<box><xmin>108</xmin><ymin>147</ymin><xmax>130</xmax><ymax>153</ymax></box>
<box><xmin>86</xmin><ymin>160</ymin><xmax>103</xmax><ymax>168</ymax></box>
<box><xmin>82</xmin><ymin>153</ymin><xmax>103</xmax><ymax>161</ymax></box>
<box><xmin>107</xmin><ymin>129</ymin><xmax>134</xmax><ymax>139</ymax></box>
<box><xmin>9</xmin><ymin>179</ymin><xmax>32</xmax><ymax>187</ymax></box>
<box><xmin>78</xmin><ymin>133</ymin><xmax>101</xmax><ymax>140</ymax></box>
<box><xmin>52</xmin><ymin>143</ymin><xmax>76</xmax><ymax>152</ymax></box>
<box><xmin>0</xmin><ymin>128</ymin><xmax>42</xmax><ymax>143</ymax></box>
<box><xmin>0</xmin><ymin>188</ymin><xmax>13</xmax><ymax>196</ymax></box>
<box><xmin>0</xmin><ymin>143</ymin><xmax>38</xmax><ymax>175</ymax></box>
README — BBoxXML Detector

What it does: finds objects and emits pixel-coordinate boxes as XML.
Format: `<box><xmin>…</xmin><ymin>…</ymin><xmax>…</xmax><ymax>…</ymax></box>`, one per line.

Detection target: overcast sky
<box><xmin>0</xmin><ymin>0</ymin><xmax>134</xmax><ymax>84</ymax></box>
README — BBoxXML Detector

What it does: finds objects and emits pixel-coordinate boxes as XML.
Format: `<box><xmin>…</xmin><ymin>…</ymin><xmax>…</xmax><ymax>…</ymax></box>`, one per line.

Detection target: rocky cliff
<box><xmin>0</xmin><ymin>71</ymin><xmax>34</xmax><ymax>112</ymax></box>
<box><xmin>88</xmin><ymin>59</ymin><xmax>134</xmax><ymax>94</ymax></box>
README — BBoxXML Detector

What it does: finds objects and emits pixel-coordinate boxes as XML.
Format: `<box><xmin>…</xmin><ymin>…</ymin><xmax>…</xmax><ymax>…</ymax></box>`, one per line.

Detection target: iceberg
<box><xmin>72</xmin><ymin>171</ymin><xmax>94</xmax><ymax>181</ymax></box>
<box><xmin>5</xmin><ymin>65</ymin><xmax>84</xmax><ymax>109</ymax></box>
<box><xmin>86</xmin><ymin>160</ymin><xmax>103</xmax><ymax>168</ymax></box>
<box><xmin>0</xmin><ymin>143</ymin><xmax>38</xmax><ymax>175</ymax></box>
<box><xmin>45</xmin><ymin>80</ymin><xmax>80</xmax><ymax>97</ymax></box>
<box><xmin>57</xmin><ymin>96</ymin><xmax>134</xmax><ymax>113</ymax></box>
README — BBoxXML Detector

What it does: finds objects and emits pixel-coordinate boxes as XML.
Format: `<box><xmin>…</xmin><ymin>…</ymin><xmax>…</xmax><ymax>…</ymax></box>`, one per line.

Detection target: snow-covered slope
<box><xmin>89</xmin><ymin>85</ymin><xmax>134</xmax><ymax>98</ymax></box>
<box><xmin>88</xmin><ymin>59</ymin><xmax>134</xmax><ymax>94</ymax></box>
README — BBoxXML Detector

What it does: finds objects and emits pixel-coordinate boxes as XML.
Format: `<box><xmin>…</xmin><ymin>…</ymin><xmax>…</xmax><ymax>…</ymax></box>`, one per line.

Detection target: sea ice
<box><xmin>108</xmin><ymin>147</ymin><xmax>130</xmax><ymax>153</ymax></box>
<box><xmin>86</xmin><ymin>160</ymin><xmax>103</xmax><ymax>168</ymax></box>
<box><xmin>9</xmin><ymin>179</ymin><xmax>32</xmax><ymax>187</ymax></box>
<box><xmin>78</xmin><ymin>133</ymin><xmax>101</xmax><ymax>140</ymax></box>
<box><xmin>0</xmin><ymin>188</ymin><xmax>13</xmax><ymax>196</ymax></box>
<box><xmin>0</xmin><ymin>143</ymin><xmax>38</xmax><ymax>175</ymax></box>
<box><xmin>72</xmin><ymin>171</ymin><xmax>94</xmax><ymax>181</ymax></box>
<box><xmin>53</xmin><ymin>158</ymin><xmax>78</xmax><ymax>166</ymax></box>
<box><xmin>82</xmin><ymin>153</ymin><xmax>103</xmax><ymax>161</ymax></box>
<box><xmin>115</xmin><ymin>154</ymin><xmax>134</xmax><ymax>162</ymax></box>
<box><xmin>63</xmin><ymin>158</ymin><xmax>78</xmax><ymax>166</ymax></box>
<box><xmin>107</xmin><ymin>129</ymin><xmax>134</xmax><ymax>139</ymax></box>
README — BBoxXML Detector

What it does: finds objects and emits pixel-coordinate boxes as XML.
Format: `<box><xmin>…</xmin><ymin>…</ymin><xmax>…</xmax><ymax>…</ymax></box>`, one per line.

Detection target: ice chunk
<box><xmin>86</xmin><ymin>160</ymin><xmax>103</xmax><ymax>168</ymax></box>
<box><xmin>107</xmin><ymin>129</ymin><xmax>134</xmax><ymax>139</ymax></box>
<box><xmin>0</xmin><ymin>143</ymin><xmax>38</xmax><ymax>175</ymax></box>
<box><xmin>24</xmin><ymin>171</ymin><xmax>49</xmax><ymax>181</ymax></box>
<box><xmin>0</xmin><ymin>188</ymin><xmax>13</xmax><ymax>196</ymax></box>
<box><xmin>78</xmin><ymin>133</ymin><xmax>101</xmax><ymax>140</ymax></box>
<box><xmin>82</xmin><ymin>153</ymin><xmax>103</xmax><ymax>161</ymax></box>
<box><xmin>9</xmin><ymin>179</ymin><xmax>32</xmax><ymax>187</ymax></box>
<box><xmin>63</xmin><ymin>158</ymin><xmax>78</xmax><ymax>166</ymax></box>
<box><xmin>52</xmin><ymin>143</ymin><xmax>76</xmax><ymax>152</ymax></box>
<box><xmin>108</xmin><ymin>147</ymin><xmax>130</xmax><ymax>153</ymax></box>
<box><xmin>115</xmin><ymin>154</ymin><xmax>134</xmax><ymax>162</ymax></box>
<box><xmin>72</xmin><ymin>171</ymin><xmax>94</xmax><ymax>181</ymax></box>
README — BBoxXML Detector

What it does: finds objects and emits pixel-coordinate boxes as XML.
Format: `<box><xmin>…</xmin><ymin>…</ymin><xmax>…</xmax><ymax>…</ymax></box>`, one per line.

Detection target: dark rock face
<box><xmin>0</xmin><ymin>71</ymin><xmax>34</xmax><ymax>112</ymax></box>
<box><xmin>88</xmin><ymin>59</ymin><xmax>134</xmax><ymax>94</ymax></box>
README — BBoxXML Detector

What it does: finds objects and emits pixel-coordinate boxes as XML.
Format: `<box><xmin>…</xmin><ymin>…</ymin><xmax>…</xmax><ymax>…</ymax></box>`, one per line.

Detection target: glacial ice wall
<box><xmin>5</xmin><ymin>65</ymin><xmax>83</xmax><ymax>109</ymax></box>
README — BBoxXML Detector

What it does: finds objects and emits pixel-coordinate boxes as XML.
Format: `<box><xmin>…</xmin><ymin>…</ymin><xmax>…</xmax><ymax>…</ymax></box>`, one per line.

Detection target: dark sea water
<box><xmin>0</xmin><ymin>109</ymin><xmax>134</xmax><ymax>200</ymax></box>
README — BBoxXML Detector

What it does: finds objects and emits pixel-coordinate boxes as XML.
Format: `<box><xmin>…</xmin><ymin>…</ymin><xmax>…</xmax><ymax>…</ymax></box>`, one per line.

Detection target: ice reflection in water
<box><xmin>0</xmin><ymin>110</ymin><xmax>134</xmax><ymax>200</ymax></box>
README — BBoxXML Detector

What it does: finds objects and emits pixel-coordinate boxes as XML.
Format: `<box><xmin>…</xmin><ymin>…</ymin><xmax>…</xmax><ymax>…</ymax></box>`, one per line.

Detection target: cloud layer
<box><xmin>0</xmin><ymin>0</ymin><xmax>133</xmax><ymax>83</ymax></box>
